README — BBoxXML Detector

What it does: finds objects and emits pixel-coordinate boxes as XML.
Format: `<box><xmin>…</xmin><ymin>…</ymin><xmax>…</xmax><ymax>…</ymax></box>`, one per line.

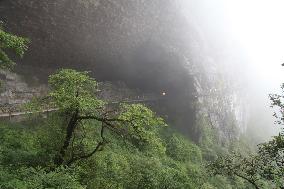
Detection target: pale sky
<box><xmin>184</xmin><ymin>0</ymin><xmax>284</xmax><ymax>136</ymax></box>
<box><xmin>223</xmin><ymin>0</ymin><xmax>284</xmax><ymax>92</ymax></box>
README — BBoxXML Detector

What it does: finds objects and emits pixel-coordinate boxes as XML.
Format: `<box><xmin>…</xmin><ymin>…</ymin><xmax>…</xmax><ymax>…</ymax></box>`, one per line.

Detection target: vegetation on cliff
<box><xmin>0</xmin><ymin>24</ymin><xmax>282</xmax><ymax>189</ymax></box>
<box><xmin>0</xmin><ymin>22</ymin><xmax>29</xmax><ymax>70</ymax></box>
<box><xmin>209</xmin><ymin>83</ymin><xmax>284</xmax><ymax>189</ymax></box>
<box><xmin>0</xmin><ymin>69</ymin><xmax>253</xmax><ymax>189</ymax></box>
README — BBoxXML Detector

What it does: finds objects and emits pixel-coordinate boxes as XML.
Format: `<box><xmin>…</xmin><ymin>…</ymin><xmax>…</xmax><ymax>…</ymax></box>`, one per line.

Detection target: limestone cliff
<box><xmin>0</xmin><ymin>0</ymin><xmax>248</xmax><ymax>140</ymax></box>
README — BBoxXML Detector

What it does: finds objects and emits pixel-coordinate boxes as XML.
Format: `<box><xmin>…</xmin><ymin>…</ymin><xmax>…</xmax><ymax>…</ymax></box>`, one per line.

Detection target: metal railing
<box><xmin>0</xmin><ymin>94</ymin><xmax>165</xmax><ymax>118</ymax></box>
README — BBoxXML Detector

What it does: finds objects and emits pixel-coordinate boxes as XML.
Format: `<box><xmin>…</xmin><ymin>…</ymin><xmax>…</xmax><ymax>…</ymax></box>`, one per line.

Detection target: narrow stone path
<box><xmin>0</xmin><ymin>97</ymin><xmax>164</xmax><ymax>118</ymax></box>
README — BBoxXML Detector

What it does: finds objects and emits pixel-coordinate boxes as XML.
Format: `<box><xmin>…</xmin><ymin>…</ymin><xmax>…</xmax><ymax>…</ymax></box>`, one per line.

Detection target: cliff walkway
<box><xmin>0</xmin><ymin>94</ymin><xmax>166</xmax><ymax>118</ymax></box>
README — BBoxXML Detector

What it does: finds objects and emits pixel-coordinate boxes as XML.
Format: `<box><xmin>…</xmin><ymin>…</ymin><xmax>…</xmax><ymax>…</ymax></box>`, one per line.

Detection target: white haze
<box><xmin>223</xmin><ymin>0</ymin><xmax>284</xmax><ymax>137</ymax></box>
<box><xmin>224</xmin><ymin>0</ymin><xmax>284</xmax><ymax>91</ymax></box>
<box><xmin>195</xmin><ymin>0</ymin><xmax>284</xmax><ymax>91</ymax></box>
<box><xmin>181</xmin><ymin>0</ymin><xmax>284</xmax><ymax>139</ymax></box>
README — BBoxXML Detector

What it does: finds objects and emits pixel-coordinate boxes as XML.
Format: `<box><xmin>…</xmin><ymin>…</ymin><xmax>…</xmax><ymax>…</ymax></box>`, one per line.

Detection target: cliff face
<box><xmin>0</xmin><ymin>71</ymin><xmax>47</xmax><ymax>106</ymax></box>
<box><xmin>0</xmin><ymin>0</ymin><xmax>248</xmax><ymax>139</ymax></box>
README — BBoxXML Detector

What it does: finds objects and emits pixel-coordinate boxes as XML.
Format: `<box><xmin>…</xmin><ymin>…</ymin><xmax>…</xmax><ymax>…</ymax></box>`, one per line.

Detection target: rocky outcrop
<box><xmin>0</xmin><ymin>0</ymin><xmax>248</xmax><ymax>139</ymax></box>
<box><xmin>0</xmin><ymin>71</ymin><xmax>47</xmax><ymax>106</ymax></box>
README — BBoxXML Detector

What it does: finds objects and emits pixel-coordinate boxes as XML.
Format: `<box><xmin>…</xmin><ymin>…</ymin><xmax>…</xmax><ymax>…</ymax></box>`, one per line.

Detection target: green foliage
<box><xmin>48</xmin><ymin>69</ymin><xmax>104</xmax><ymax>112</ymax></box>
<box><xmin>0</xmin><ymin>117</ymin><xmax>248</xmax><ymax>189</ymax></box>
<box><xmin>0</xmin><ymin>23</ymin><xmax>29</xmax><ymax>70</ymax></box>
<box><xmin>209</xmin><ymin>80</ymin><xmax>284</xmax><ymax>188</ymax></box>
<box><xmin>118</xmin><ymin>103</ymin><xmax>166</xmax><ymax>155</ymax></box>
<box><xmin>209</xmin><ymin>133</ymin><xmax>284</xmax><ymax>188</ymax></box>
<box><xmin>0</xmin><ymin>69</ymin><xmax>256</xmax><ymax>188</ymax></box>
<box><xmin>0</xmin><ymin>166</ymin><xmax>85</xmax><ymax>189</ymax></box>
<box><xmin>0</xmin><ymin>121</ymin><xmax>85</xmax><ymax>189</ymax></box>
<box><xmin>257</xmin><ymin>132</ymin><xmax>284</xmax><ymax>187</ymax></box>
<box><xmin>26</xmin><ymin>69</ymin><xmax>167</xmax><ymax>167</ymax></box>
<box><xmin>166</xmin><ymin>134</ymin><xmax>202</xmax><ymax>163</ymax></box>
<box><xmin>196</xmin><ymin>115</ymin><xmax>229</xmax><ymax>161</ymax></box>
<box><xmin>269</xmin><ymin>83</ymin><xmax>284</xmax><ymax>125</ymax></box>
<box><xmin>209</xmin><ymin>152</ymin><xmax>262</xmax><ymax>188</ymax></box>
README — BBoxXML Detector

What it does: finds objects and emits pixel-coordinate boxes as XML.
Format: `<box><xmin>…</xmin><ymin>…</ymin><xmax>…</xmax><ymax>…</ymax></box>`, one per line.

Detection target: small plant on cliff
<box><xmin>0</xmin><ymin>22</ymin><xmax>29</xmax><ymax>70</ymax></box>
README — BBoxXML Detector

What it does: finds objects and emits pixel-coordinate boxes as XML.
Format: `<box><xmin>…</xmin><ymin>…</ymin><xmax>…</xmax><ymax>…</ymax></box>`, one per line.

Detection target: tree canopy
<box><xmin>27</xmin><ymin>69</ymin><xmax>166</xmax><ymax>167</ymax></box>
<box><xmin>0</xmin><ymin>68</ymin><xmax>254</xmax><ymax>188</ymax></box>
<box><xmin>0</xmin><ymin>22</ymin><xmax>29</xmax><ymax>70</ymax></box>
<box><xmin>209</xmin><ymin>82</ymin><xmax>284</xmax><ymax>189</ymax></box>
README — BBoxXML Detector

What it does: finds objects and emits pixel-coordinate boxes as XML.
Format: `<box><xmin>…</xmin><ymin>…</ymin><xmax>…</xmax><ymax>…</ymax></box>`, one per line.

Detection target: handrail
<box><xmin>0</xmin><ymin>97</ymin><xmax>165</xmax><ymax>118</ymax></box>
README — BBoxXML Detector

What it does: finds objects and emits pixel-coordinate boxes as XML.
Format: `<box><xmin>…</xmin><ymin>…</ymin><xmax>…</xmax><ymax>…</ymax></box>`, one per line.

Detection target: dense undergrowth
<box><xmin>0</xmin><ymin>114</ymin><xmax>253</xmax><ymax>189</ymax></box>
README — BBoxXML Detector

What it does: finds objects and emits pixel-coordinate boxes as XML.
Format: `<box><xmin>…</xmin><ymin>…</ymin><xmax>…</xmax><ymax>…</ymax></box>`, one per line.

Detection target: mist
<box><xmin>1</xmin><ymin>0</ymin><xmax>283</xmax><ymax>139</ymax></box>
<box><xmin>1</xmin><ymin>1</ymin><xmax>284</xmax><ymax>187</ymax></box>
<box><xmin>182</xmin><ymin>0</ymin><xmax>284</xmax><ymax>139</ymax></box>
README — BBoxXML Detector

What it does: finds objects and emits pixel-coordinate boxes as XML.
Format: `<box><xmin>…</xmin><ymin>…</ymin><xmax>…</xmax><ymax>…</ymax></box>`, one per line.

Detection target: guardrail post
<box><xmin>9</xmin><ymin>111</ymin><xmax>11</xmax><ymax>120</ymax></box>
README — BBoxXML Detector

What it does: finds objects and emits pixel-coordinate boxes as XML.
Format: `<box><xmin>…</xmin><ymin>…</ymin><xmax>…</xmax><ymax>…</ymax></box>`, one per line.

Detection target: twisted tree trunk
<box><xmin>54</xmin><ymin>109</ymin><xmax>79</xmax><ymax>166</ymax></box>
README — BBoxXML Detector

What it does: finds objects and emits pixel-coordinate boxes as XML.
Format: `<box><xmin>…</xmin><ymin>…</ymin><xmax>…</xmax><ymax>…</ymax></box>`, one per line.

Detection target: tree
<box><xmin>27</xmin><ymin>69</ymin><xmax>166</xmax><ymax>167</ymax></box>
<box><xmin>0</xmin><ymin>22</ymin><xmax>29</xmax><ymax>70</ymax></box>
<box><xmin>209</xmin><ymin>80</ymin><xmax>284</xmax><ymax>189</ymax></box>
<box><xmin>257</xmin><ymin>133</ymin><xmax>284</xmax><ymax>187</ymax></box>
<box><xmin>209</xmin><ymin>133</ymin><xmax>284</xmax><ymax>189</ymax></box>
<box><xmin>209</xmin><ymin>152</ymin><xmax>262</xmax><ymax>189</ymax></box>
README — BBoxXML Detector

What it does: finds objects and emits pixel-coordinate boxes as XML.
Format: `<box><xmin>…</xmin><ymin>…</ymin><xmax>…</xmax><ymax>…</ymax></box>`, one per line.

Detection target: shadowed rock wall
<box><xmin>0</xmin><ymin>0</ymin><xmax>247</xmax><ymax>140</ymax></box>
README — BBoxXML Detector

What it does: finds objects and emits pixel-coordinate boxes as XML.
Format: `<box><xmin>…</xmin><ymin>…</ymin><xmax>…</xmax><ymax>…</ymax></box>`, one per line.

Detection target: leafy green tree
<box><xmin>0</xmin><ymin>22</ymin><xmax>29</xmax><ymax>70</ymax></box>
<box><xmin>0</xmin><ymin>68</ymin><xmax>257</xmax><ymax>188</ymax></box>
<box><xmin>0</xmin><ymin>166</ymin><xmax>85</xmax><ymax>189</ymax></box>
<box><xmin>27</xmin><ymin>69</ymin><xmax>166</xmax><ymax>167</ymax></box>
<box><xmin>209</xmin><ymin>79</ymin><xmax>284</xmax><ymax>189</ymax></box>
<box><xmin>209</xmin><ymin>152</ymin><xmax>262</xmax><ymax>189</ymax></box>
<box><xmin>257</xmin><ymin>133</ymin><xmax>284</xmax><ymax>187</ymax></box>
<box><xmin>0</xmin><ymin>117</ymin><xmax>251</xmax><ymax>188</ymax></box>
<box><xmin>165</xmin><ymin>134</ymin><xmax>202</xmax><ymax>163</ymax></box>
<box><xmin>209</xmin><ymin>133</ymin><xmax>284</xmax><ymax>189</ymax></box>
